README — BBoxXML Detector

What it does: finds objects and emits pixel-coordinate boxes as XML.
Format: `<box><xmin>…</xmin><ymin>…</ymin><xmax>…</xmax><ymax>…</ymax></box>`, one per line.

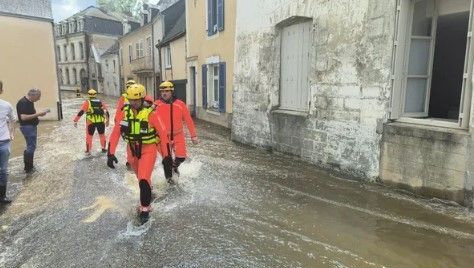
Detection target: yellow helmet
<box><xmin>88</xmin><ymin>89</ymin><xmax>97</xmax><ymax>97</ymax></box>
<box><xmin>126</xmin><ymin>84</ymin><xmax>146</xmax><ymax>100</ymax></box>
<box><xmin>159</xmin><ymin>81</ymin><xmax>174</xmax><ymax>91</ymax></box>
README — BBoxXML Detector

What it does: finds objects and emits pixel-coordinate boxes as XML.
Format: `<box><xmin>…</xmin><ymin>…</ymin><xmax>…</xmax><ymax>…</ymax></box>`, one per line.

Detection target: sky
<box><xmin>51</xmin><ymin>0</ymin><xmax>97</xmax><ymax>22</ymax></box>
<box><xmin>51</xmin><ymin>0</ymin><xmax>161</xmax><ymax>22</ymax></box>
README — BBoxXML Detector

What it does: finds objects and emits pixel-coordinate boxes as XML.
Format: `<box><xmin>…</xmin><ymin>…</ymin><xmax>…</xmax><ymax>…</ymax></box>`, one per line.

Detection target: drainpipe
<box><xmin>85</xmin><ymin>33</ymin><xmax>90</xmax><ymax>92</ymax></box>
<box><xmin>152</xmin><ymin>21</ymin><xmax>156</xmax><ymax>95</ymax></box>
<box><xmin>156</xmin><ymin>42</ymin><xmax>163</xmax><ymax>100</ymax></box>
<box><xmin>52</xmin><ymin>22</ymin><xmax>63</xmax><ymax>120</ymax></box>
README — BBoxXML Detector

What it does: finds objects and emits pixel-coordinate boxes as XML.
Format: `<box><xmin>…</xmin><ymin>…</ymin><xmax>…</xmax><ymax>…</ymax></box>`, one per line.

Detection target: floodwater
<box><xmin>0</xmin><ymin>92</ymin><xmax>473</xmax><ymax>268</ymax></box>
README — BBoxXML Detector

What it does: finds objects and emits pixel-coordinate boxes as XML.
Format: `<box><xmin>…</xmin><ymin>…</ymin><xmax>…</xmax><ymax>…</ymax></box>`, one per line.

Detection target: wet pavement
<box><xmin>1</xmin><ymin>92</ymin><xmax>474</xmax><ymax>268</ymax></box>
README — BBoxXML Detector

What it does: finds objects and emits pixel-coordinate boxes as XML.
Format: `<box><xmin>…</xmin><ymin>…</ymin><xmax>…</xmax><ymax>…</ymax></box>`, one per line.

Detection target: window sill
<box><xmin>272</xmin><ymin>109</ymin><xmax>309</xmax><ymax>117</ymax></box>
<box><xmin>206</xmin><ymin>109</ymin><xmax>221</xmax><ymax>115</ymax></box>
<box><xmin>396</xmin><ymin>117</ymin><xmax>463</xmax><ymax>129</ymax></box>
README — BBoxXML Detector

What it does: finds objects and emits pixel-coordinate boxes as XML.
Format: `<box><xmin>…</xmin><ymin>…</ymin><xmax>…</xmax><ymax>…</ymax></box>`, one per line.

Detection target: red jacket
<box><xmin>108</xmin><ymin>107</ymin><xmax>170</xmax><ymax>158</ymax></box>
<box><xmin>154</xmin><ymin>98</ymin><xmax>197</xmax><ymax>139</ymax></box>
<box><xmin>114</xmin><ymin>95</ymin><xmax>126</xmax><ymax>123</ymax></box>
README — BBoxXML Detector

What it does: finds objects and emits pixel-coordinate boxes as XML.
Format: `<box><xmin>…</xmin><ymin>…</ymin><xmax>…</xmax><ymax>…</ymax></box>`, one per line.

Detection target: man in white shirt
<box><xmin>0</xmin><ymin>80</ymin><xmax>15</xmax><ymax>204</ymax></box>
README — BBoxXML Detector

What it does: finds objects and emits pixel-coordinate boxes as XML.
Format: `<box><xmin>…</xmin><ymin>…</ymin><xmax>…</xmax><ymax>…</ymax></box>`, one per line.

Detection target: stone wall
<box><xmin>381</xmin><ymin>123</ymin><xmax>471</xmax><ymax>205</ymax></box>
<box><xmin>232</xmin><ymin>0</ymin><xmax>396</xmax><ymax>179</ymax></box>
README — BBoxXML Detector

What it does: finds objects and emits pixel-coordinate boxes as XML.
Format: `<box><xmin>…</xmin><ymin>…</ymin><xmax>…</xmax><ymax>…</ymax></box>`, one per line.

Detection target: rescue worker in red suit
<box><xmin>107</xmin><ymin>84</ymin><xmax>172</xmax><ymax>224</ymax></box>
<box><xmin>73</xmin><ymin>89</ymin><xmax>109</xmax><ymax>154</ymax></box>
<box><xmin>154</xmin><ymin>81</ymin><xmax>198</xmax><ymax>184</ymax></box>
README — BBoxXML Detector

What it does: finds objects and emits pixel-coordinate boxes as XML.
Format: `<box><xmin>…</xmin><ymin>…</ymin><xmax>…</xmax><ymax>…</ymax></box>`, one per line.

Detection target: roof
<box><xmin>159</xmin><ymin>0</ymin><xmax>185</xmax><ymax>46</ymax></box>
<box><xmin>101</xmin><ymin>42</ymin><xmax>120</xmax><ymax>56</ymax></box>
<box><xmin>59</xmin><ymin>6</ymin><xmax>121</xmax><ymax>23</ymax></box>
<box><xmin>160</xmin><ymin>12</ymin><xmax>185</xmax><ymax>45</ymax></box>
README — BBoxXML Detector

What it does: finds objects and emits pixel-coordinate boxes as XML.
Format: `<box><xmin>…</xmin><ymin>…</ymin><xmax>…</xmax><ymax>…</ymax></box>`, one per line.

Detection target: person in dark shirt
<box><xmin>16</xmin><ymin>88</ymin><xmax>48</xmax><ymax>173</ymax></box>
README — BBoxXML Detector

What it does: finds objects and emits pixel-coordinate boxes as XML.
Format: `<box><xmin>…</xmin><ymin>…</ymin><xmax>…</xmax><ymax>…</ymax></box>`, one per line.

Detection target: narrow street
<box><xmin>0</xmin><ymin>93</ymin><xmax>473</xmax><ymax>268</ymax></box>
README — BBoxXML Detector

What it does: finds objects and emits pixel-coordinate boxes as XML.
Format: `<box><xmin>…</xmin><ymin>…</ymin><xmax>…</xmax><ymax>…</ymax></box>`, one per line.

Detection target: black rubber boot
<box><xmin>24</xmin><ymin>152</ymin><xmax>34</xmax><ymax>173</ymax></box>
<box><xmin>0</xmin><ymin>186</ymin><xmax>12</xmax><ymax>204</ymax></box>
<box><xmin>23</xmin><ymin>151</ymin><xmax>28</xmax><ymax>172</ymax></box>
<box><xmin>139</xmin><ymin>211</ymin><xmax>149</xmax><ymax>225</ymax></box>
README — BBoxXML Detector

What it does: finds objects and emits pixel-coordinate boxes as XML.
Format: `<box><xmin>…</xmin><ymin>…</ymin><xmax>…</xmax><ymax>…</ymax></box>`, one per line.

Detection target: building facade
<box><xmin>100</xmin><ymin>42</ymin><xmax>121</xmax><ymax>97</ymax></box>
<box><xmin>0</xmin><ymin>0</ymin><xmax>61</xmax><ymax>120</ymax></box>
<box><xmin>186</xmin><ymin>0</ymin><xmax>236</xmax><ymax>127</ymax></box>
<box><xmin>232</xmin><ymin>0</ymin><xmax>474</xmax><ymax>206</ymax></box>
<box><xmin>157</xmin><ymin>0</ymin><xmax>187</xmax><ymax>102</ymax></box>
<box><xmin>118</xmin><ymin>4</ymin><xmax>160</xmax><ymax>96</ymax></box>
<box><xmin>55</xmin><ymin>6</ymin><xmax>124</xmax><ymax>93</ymax></box>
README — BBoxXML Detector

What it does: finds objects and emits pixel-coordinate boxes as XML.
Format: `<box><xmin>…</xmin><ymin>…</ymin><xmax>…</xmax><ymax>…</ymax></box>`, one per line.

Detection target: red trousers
<box><xmin>127</xmin><ymin>143</ymin><xmax>157</xmax><ymax>184</ymax></box>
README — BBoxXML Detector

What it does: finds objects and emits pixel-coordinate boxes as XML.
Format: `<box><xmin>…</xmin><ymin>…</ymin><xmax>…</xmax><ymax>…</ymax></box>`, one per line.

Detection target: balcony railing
<box><xmin>131</xmin><ymin>56</ymin><xmax>153</xmax><ymax>73</ymax></box>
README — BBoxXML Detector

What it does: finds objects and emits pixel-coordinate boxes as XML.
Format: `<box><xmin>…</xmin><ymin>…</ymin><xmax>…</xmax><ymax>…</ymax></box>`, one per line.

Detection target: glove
<box><xmin>107</xmin><ymin>154</ymin><xmax>118</xmax><ymax>169</ymax></box>
<box><xmin>162</xmin><ymin>156</ymin><xmax>173</xmax><ymax>179</ymax></box>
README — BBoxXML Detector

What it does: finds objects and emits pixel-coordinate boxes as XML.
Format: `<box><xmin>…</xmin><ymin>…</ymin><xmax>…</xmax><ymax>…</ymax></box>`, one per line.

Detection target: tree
<box><xmin>98</xmin><ymin>0</ymin><xmax>149</xmax><ymax>17</ymax></box>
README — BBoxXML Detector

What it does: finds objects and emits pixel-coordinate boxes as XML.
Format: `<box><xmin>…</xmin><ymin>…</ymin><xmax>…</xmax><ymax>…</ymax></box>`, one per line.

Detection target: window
<box><xmin>120</xmin><ymin>48</ymin><xmax>123</xmax><ymax>66</ymax></box>
<box><xmin>164</xmin><ymin>45</ymin><xmax>172</xmax><ymax>68</ymax></box>
<box><xmin>79</xmin><ymin>42</ymin><xmax>84</xmax><ymax>60</ymax></box>
<box><xmin>136</xmin><ymin>41</ymin><xmax>144</xmax><ymax>58</ymax></box>
<box><xmin>71</xmin><ymin>43</ymin><xmax>75</xmax><ymax>61</ymax></box>
<box><xmin>105</xmin><ymin>60</ymin><xmax>109</xmax><ymax>73</ymax></box>
<box><xmin>279</xmin><ymin>20</ymin><xmax>312</xmax><ymax>112</ymax></box>
<box><xmin>209</xmin><ymin>65</ymin><xmax>219</xmax><ymax>105</ymax></box>
<box><xmin>113</xmin><ymin>60</ymin><xmax>116</xmax><ymax>73</ymax></box>
<box><xmin>63</xmin><ymin>44</ymin><xmax>68</xmax><ymax>61</ymax></box>
<box><xmin>56</xmin><ymin>46</ymin><xmax>61</xmax><ymax>62</ymax></box>
<box><xmin>129</xmin><ymin>45</ymin><xmax>133</xmax><ymax>62</ymax></box>
<box><xmin>146</xmin><ymin>37</ymin><xmax>152</xmax><ymax>59</ymax></box>
<box><xmin>65</xmin><ymin>68</ymin><xmax>70</xmax><ymax>85</ymax></box>
<box><xmin>72</xmin><ymin>68</ymin><xmax>77</xmax><ymax>85</ymax></box>
<box><xmin>391</xmin><ymin>0</ymin><xmax>472</xmax><ymax>127</ymax></box>
<box><xmin>202</xmin><ymin>62</ymin><xmax>226</xmax><ymax>112</ymax></box>
<box><xmin>70</xmin><ymin>21</ymin><xmax>76</xmax><ymax>33</ymax></box>
<box><xmin>207</xmin><ymin>0</ymin><xmax>224</xmax><ymax>36</ymax></box>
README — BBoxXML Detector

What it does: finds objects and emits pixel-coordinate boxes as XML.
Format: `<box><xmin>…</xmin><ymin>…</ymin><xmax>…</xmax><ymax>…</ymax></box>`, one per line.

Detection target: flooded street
<box><xmin>0</xmin><ymin>93</ymin><xmax>473</xmax><ymax>268</ymax></box>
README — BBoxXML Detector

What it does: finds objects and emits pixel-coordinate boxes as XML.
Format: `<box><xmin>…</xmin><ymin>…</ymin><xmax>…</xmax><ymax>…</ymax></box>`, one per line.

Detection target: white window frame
<box><xmin>207</xmin><ymin>63</ymin><xmax>220</xmax><ymax>110</ymax></box>
<box><xmin>63</xmin><ymin>44</ymin><xmax>68</xmax><ymax>61</ymax></box>
<box><xmin>79</xmin><ymin>42</ymin><xmax>84</xmax><ymax>60</ymax></box>
<box><xmin>71</xmin><ymin>43</ymin><xmax>76</xmax><ymax>61</ymax></box>
<box><xmin>391</xmin><ymin>0</ymin><xmax>474</xmax><ymax>129</ymax></box>
<box><xmin>136</xmin><ymin>41</ymin><xmax>144</xmax><ymax>59</ymax></box>
<box><xmin>165</xmin><ymin>45</ymin><xmax>172</xmax><ymax>68</ymax></box>
<box><xmin>146</xmin><ymin>36</ymin><xmax>152</xmax><ymax>59</ymax></box>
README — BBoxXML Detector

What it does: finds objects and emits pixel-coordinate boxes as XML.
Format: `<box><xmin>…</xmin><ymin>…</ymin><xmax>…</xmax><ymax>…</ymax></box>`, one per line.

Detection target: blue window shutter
<box><xmin>207</xmin><ymin>0</ymin><xmax>213</xmax><ymax>36</ymax></box>
<box><xmin>217</xmin><ymin>0</ymin><xmax>225</xmax><ymax>32</ymax></box>
<box><xmin>202</xmin><ymin>65</ymin><xmax>207</xmax><ymax>109</ymax></box>
<box><xmin>218</xmin><ymin>62</ymin><xmax>226</xmax><ymax>113</ymax></box>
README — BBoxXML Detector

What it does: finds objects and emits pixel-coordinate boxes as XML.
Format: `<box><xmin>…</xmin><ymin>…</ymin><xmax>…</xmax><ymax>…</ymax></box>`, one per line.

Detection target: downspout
<box><xmin>85</xmin><ymin>33</ymin><xmax>91</xmax><ymax>92</ymax></box>
<box><xmin>156</xmin><ymin>41</ymin><xmax>163</xmax><ymax>100</ymax></box>
<box><xmin>152</xmin><ymin>20</ymin><xmax>156</xmax><ymax>95</ymax></box>
<box><xmin>52</xmin><ymin>22</ymin><xmax>63</xmax><ymax>120</ymax></box>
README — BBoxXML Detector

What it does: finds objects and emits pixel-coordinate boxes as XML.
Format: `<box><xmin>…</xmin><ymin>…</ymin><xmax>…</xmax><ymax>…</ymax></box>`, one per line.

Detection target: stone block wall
<box><xmin>232</xmin><ymin>0</ymin><xmax>396</xmax><ymax>179</ymax></box>
<box><xmin>381</xmin><ymin>123</ymin><xmax>470</xmax><ymax>205</ymax></box>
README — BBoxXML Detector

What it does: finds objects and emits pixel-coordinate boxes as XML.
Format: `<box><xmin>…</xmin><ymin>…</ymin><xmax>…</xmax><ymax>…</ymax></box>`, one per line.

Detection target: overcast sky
<box><xmin>51</xmin><ymin>0</ymin><xmax>162</xmax><ymax>22</ymax></box>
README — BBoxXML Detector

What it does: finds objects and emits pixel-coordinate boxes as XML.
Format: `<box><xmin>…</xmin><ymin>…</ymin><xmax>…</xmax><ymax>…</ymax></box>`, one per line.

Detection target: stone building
<box><xmin>54</xmin><ymin>6</ymin><xmax>137</xmax><ymax>93</ymax></box>
<box><xmin>232</xmin><ymin>0</ymin><xmax>474</xmax><ymax>206</ymax></box>
<box><xmin>100</xmin><ymin>42</ymin><xmax>120</xmax><ymax>97</ymax></box>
